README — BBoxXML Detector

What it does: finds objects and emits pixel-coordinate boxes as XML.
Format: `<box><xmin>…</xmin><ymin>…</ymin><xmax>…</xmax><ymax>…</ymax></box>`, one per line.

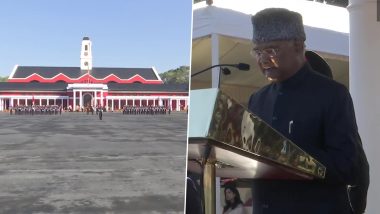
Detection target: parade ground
<box><xmin>0</xmin><ymin>111</ymin><xmax>188</xmax><ymax>213</ymax></box>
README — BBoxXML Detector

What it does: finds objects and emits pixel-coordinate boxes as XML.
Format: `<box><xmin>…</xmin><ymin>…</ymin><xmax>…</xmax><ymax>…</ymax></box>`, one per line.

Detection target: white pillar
<box><xmin>101</xmin><ymin>91</ymin><xmax>103</xmax><ymax>107</ymax></box>
<box><xmin>348</xmin><ymin>0</ymin><xmax>379</xmax><ymax>212</ymax></box>
<box><xmin>211</xmin><ymin>33</ymin><xmax>220</xmax><ymax>88</ymax></box>
<box><xmin>25</xmin><ymin>98</ymin><xmax>27</xmax><ymax>106</ymax></box>
<box><xmin>112</xmin><ymin>99</ymin><xmax>114</xmax><ymax>111</ymax></box>
<box><xmin>54</xmin><ymin>99</ymin><xmax>56</xmax><ymax>105</ymax></box>
<box><xmin>159</xmin><ymin>98</ymin><xmax>163</xmax><ymax>106</ymax></box>
<box><xmin>79</xmin><ymin>90</ymin><xmax>83</xmax><ymax>108</ymax></box>
<box><xmin>94</xmin><ymin>90</ymin><xmax>97</xmax><ymax>107</ymax></box>
<box><xmin>133</xmin><ymin>98</ymin><xmax>135</xmax><ymax>106</ymax></box>
<box><xmin>73</xmin><ymin>90</ymin><xmax>76</xmax><ymax>110</ymax></box>
<box><xmin>119</xmin><ymin>99</ymin><xmax>121</xmax><ymax>110</ymax></box>
<box><xmin>140</xmin><ymin>99</ymin><xmax>142</xmax><ymax>107</ymax></box>
<box><xmin>216</xmin><ymin>177</ymin><xmax>221</xmax><ymax>214</ymax></box>
<box><xmin>17</xmin><ymin>99</ymin><xmax>19</xmax><ymax>106</ymax></box>
<box><xmin>0</xmin><ymin>99</ymin><xmax>2</xmax><ymax>111</ymax></box>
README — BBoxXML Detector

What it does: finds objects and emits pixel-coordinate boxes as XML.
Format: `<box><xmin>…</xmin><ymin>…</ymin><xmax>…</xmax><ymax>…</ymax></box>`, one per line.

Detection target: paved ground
<box><xmin>0</xmin><ymin>111</ymin><xmax>188</xmax><ymax>214</ymax></box>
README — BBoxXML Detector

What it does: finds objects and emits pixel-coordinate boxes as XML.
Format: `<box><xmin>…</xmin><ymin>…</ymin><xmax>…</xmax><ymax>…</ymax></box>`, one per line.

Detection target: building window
<box><xmin>84</xmin><ymin>62</ymin><xmax>88</xmax><ymax>66</ymax></box>
<box><xmin>85</xmin><ymin>45</ymin><xmax>88</xmax><ymax>51</ymax></box>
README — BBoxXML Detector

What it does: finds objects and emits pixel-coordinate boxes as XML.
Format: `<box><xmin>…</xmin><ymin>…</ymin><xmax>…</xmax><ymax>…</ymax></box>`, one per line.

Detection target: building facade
<box><xmin>0</xmin><ymin>37</ymin><xmax>188</xmax><ymax>111</ymax></box>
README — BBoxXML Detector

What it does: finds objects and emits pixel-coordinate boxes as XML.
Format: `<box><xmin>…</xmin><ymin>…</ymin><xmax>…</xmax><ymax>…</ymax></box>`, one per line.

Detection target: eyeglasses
<box><xmin>250</xmin><ymin>48</ymin><xmax>280</xmax><ymax>59</ymax></box>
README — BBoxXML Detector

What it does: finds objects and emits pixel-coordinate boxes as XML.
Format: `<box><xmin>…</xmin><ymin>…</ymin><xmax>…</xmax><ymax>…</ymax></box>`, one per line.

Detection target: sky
<box><xmin>0</xmin><ymin>0</ymin><xmax>192</xmax><ymax>77</ymax></box>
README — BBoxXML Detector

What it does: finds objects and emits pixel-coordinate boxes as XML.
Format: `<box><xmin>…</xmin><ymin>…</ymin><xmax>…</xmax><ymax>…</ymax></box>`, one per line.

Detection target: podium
<box><xmin>188</xmin><ymin>89</ymin><xmax>326</xmax><ymax>214</ymax></box>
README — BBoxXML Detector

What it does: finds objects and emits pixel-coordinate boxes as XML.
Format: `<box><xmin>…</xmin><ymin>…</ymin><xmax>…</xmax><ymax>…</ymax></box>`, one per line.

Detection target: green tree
<box><xmin>159</xmin><ymin>66</ymin><xmax>189</xmax><ymax>84</ymax></box>
<box><xmin>0</xmin><ymin>76</ymin><xmax>8</xmax><ymax>82</ymax></box>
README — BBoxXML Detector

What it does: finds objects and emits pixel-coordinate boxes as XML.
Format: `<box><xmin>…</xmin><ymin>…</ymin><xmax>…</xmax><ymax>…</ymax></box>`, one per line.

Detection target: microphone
<box><xmin>235</xmin><ymin>63</ymin><xmax>250</xmax><ymax>71</ymax></box>
<box><xmin>191</xmin><ymin>63</ymin><xmax>250</xmax><ymax>77</ymax></box>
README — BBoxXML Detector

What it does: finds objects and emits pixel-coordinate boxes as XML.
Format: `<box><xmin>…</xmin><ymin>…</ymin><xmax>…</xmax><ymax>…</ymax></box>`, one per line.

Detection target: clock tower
<box><xmin>80</xmin><ymin>37</ymin><xmax>93</xmax><ymax>71</ymax></box>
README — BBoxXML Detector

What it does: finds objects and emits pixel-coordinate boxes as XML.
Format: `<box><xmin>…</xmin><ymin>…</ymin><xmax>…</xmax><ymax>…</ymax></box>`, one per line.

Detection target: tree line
<box><xmin>159</xmin><ymin>66</ymin><xmax>189</xmax><ymax>84</ymax></box>
<box><xmin>0</xmin><ymin>76</ymin><xmax>8</xmax><ymax>82</ymax></box>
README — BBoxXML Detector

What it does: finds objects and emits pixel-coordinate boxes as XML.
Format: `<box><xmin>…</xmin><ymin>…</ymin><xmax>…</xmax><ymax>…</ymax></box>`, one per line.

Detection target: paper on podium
<box><xmin>188</xmin><ymin>88</ymin><xmax>326</xmax><ymax>180</ymax></box>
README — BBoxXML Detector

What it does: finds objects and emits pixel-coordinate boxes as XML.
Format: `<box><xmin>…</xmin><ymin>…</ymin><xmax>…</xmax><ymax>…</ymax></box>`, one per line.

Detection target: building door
<box><xmin>83</xmin><ymin>94</ymin><xmax>93</xmax><ymax>107</ymax></box>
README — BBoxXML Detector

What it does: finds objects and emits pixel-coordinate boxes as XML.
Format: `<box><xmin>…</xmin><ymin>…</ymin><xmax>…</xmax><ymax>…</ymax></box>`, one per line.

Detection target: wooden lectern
<box><xmin>188</xmin><ymin>89</ymin><xmax>326</xmax><ymax>214</ymax></box>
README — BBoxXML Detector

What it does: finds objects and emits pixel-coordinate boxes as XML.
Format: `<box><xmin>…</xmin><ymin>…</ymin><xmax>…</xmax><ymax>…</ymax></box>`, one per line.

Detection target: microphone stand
<box><xmin>191</xmin><ymin>64</ymin><xmax>243</xmax><ymax>77</ymax></box>
<box><xmin>192</xmin><ymin>63</ymin><xmax>250</xmax><ymax>90</ymax></box>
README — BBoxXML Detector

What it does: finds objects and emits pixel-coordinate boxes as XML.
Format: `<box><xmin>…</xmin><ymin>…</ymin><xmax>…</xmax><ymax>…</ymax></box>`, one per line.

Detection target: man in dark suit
<box><xmin>248</xmin><ymin>8</ymin><xmax>369</xmax><ymax>214</ymax></box>
<box><xmin>99</xmin><ymin>107</ymin><xmax>103</xmax><ymax>120</ymax></box>
<box><xmin>186</xmin><ymin>175</ymin><xmax>203</xmax><ymax>214</ymax></box>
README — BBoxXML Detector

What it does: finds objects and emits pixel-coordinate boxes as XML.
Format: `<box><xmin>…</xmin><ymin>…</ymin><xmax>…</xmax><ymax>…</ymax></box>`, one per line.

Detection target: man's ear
<box><xmin>293</xmin><ymin>41</ymin><xmax>305</xmax><ymax>54</ymax></box>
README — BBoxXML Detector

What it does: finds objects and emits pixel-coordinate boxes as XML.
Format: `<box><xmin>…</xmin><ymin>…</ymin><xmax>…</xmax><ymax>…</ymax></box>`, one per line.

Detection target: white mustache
<box><xmin>270</xmin><ymin>58</ymin><xmax>279</xmax><ymax>67</ymax></box>
<box><xmin>261</xmin><ymin>57</ymin><xmax>279</xmax><ymax>69</ymax></box>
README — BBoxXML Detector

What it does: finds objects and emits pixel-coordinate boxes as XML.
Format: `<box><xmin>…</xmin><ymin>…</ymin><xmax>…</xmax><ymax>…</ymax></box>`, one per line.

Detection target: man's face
<box><xmin>252</xmin><ymin>40</ymin><xmax>299</xmax><ymax>82</ymax></box>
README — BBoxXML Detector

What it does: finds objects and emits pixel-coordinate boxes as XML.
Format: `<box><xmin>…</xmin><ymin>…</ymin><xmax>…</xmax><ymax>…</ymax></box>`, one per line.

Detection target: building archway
<box><xmin>83</xmin><ymin>93</ymin><xmax>93</xmax><ymax>107</ymax></box>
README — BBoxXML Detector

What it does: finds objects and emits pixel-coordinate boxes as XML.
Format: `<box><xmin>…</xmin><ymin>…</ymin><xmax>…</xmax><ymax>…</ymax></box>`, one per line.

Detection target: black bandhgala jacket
<box><xmin>248</xmin><ymin>63</ymin><xmax>369</xmax><ymax>214</ymax></box>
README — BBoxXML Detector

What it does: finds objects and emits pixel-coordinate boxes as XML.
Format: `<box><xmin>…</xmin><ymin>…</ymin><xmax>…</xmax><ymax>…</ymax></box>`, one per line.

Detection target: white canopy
<box><xmin>191</xmin><ymin>0</ymin><xmax>349</xmax><ymax>104</ymax></box>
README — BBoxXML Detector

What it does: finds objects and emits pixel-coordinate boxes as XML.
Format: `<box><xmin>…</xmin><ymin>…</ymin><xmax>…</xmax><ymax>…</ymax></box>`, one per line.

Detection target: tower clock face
<box><xmin>84</xmin><ymin>52</ymin><xmax>88</xmax><ymax>56</ymax></box>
